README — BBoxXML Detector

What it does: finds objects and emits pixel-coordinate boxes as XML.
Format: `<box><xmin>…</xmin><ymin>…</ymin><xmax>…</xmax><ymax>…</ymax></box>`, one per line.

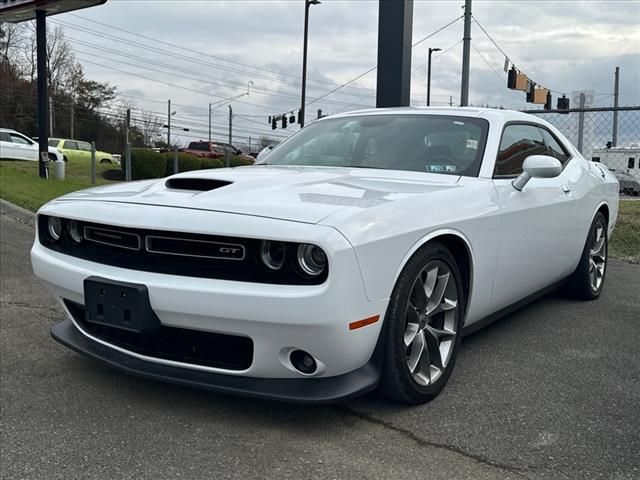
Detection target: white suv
<box><xmin>0</xmin><ymin>128</ymin><xmax>63</xmax><ymax>162</ymax></box>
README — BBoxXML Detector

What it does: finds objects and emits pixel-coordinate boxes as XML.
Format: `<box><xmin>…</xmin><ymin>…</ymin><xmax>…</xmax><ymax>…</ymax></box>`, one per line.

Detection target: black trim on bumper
<box><xmin>51</xmin><ymin>319</ymin><xmax>380</xmax><ymax>404</ymax></box>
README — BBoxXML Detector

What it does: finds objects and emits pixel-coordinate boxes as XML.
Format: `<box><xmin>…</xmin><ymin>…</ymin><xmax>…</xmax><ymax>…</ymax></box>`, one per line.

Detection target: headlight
<box><xmin>260</xmin><ymin>240</ymin><xmax>286</xmax><ymax>270</ymax></box>
<box><xmin>296</xmin><ymin>244</ymin><xmax>327</xmax><ymax>277</ymax></box>
<box><xmin>47</xmin><ymin>216</ymin><xmax>62</xmax><ymax>241</ymax></box>
<box><xmin>68</xmin><ymin>220</ymin><xmax>83</xmax><ymax>243</ymax></box>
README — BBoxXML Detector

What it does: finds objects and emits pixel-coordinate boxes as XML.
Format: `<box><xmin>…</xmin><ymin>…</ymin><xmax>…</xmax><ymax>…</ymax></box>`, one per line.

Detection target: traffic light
<box><xmin>289</xmin><ymin>114</ymin><xmax>295</xmax><ymax>124</ymax></box>
<box><xmin>544</xmin><ymin>91</ymin><xmax>552</xmax><ymax>110</ymax></box>
<box><xmin>268</xmin><ymin>116</ymin><xmax>272</xmax><ymax>124</ymax></box>
<box><xmin>271</xmin><ymin>116</ymin><xmax>277</xmax><ymax>130</ymax></box>
<box><xmin>282</xmin><ymin>115</ymin><xmax>287</xmax><ymax>129</ymax></box>
<box><xmin>557</xmin><ymin>95</ymin><xmax>570</xmax><ymax>110</ymax></box>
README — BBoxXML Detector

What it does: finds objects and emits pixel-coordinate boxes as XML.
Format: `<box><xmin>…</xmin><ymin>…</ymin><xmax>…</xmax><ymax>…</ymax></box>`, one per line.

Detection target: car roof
<box><xmin>326</xmin><ymin>106</ymin><xmax>540</xmax><ymax>124</ymax></box>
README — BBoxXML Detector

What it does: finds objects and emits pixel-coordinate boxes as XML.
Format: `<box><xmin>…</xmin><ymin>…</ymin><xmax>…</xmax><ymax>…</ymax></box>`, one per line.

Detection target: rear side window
<box><xmin>0</xmin><ymin>132</ymin><xmax>11</xmax><ymax>142</ymax></box>
<box><xmin>494</xmin><ymin>124</ymin><xmax>547</xmax><ymax>176</ymax></box>
<box><xmin>64</xmin><ymin>141</ymin><xmax>79</xmax><ymax>150</ymax></box>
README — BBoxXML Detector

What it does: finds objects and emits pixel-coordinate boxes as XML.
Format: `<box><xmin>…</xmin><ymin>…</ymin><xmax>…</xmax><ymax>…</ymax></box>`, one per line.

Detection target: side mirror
<box><xmin>512</xmin><ymin>155</ymin><xmax>562</xmax><ymax>191</ymax></box>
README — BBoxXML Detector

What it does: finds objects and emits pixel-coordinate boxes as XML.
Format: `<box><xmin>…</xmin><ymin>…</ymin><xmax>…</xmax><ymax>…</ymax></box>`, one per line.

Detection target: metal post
<box><xmin>167</xmin><ymin>99</ymin><xmax>171</xmax><ymax>147</ymax></box>
<box><xmin>125</xmin><ymin>108</ymin><xmax>132</xmax><ymax>181</ymax></box>
<box><xmin>248</xmin><ymin>136</ymin><xmax>252</xmax><ymax>153</ymax></box>
<box><xmin>300</xmin><ymin>0</ymin><xmax>316</xmax><ymax>128</ymax></box>
<box><xmin>427</xmin><ymin>48</ymin><xmax>440</xmax><ymax>106</ymax></box>
<box><xmin>450</xmin><ymin>95</ymin><xmax>453</xmax><ymax>106</ymax></box>
<box><xmin>612</xmin><ymin>66</ymin><xmax>619</xmax><ymax>147</ymax></box>
<box><xmin>36</xmin><ymin>9</ymin><xmax>48</xmax><ymax>179</ymax></box>
<box><xmin>460</xmin><ymin>0</ymin><xmax>472</xmax><ymax>106</ymax></box>
<box><xmin>226</xmin><ymin>105</ymin><xmax>232</xmax><ymax>168</ymax></box>
<box><xmin>208</xmin><ymin>102</ymin><xmax>212</xmax><ymax>142</ymax></box>
<box><xmin>49</xmin><ymin>96</ymin><xmax>54</xmax><ymax>137</ymax></box>
<box><xmin>376</xmin><ymin>0</ymin><xmax>414</xmax><ymax>108</ymax></box>
<box><xmin>173</xmin><ymin>146</ymin><xmax>179</xmax><ymax>174</ymax></box>
<box><xmin>577</xmin><ymin>93</ymin><xmax>586</xmax><ymax>154</ymax></box>
<box><xmin>91</xmin><ymin>142</ymin><xmax>96</xmax><ymax>185</ymax></box>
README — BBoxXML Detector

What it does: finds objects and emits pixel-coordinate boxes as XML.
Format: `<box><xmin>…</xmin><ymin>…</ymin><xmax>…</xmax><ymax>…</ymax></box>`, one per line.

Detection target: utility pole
<box><xmin>612</xmin><ymin>66</ymin><xmax>620</xmax><ymax>147</ymax></box>
<box><xmin>125</xmin><ymin>108</ymin><xmax>131</xmax><ymax>181</ymax></box>
<box><xmin>450</xmin><ymin>95</ymin><xmax>453</xmax><ymax>106</ymax></box>
<box><xmin>70</xmin><ymin>102</ymin><xmax>74</xmax><ymax>139</ymax></box>
<box><xmin>49</xmin><ymin>96</ymin><xmax>54</xmax><ymax>137</ymax></box>
<box><xmin>460</xmin><ymin>0</ymin><xmax>472</xmax><ymax>106</ymax></box>
<box><xmin>227</xmin><ymin>105</ymin><xmax>233</xmax><ymax>168</ymax></box>
<box><xmin>208</xmin><ymin>102</ymin><xmax>212</xmax><ymax>142</ymax></box>
<box><xmin>167</xmin><ymin>99</ymin><xmax>171</xmax><ymax>147</ymax></box>
<box><xmin>427</xmin><ymin>47</ymin><xmax>441</xmax><ymax>106</ymax></box>
<box><xmin>35</xmin><ymin>9</ymin><xmax>48</xmax><ymax>178</ymax></box>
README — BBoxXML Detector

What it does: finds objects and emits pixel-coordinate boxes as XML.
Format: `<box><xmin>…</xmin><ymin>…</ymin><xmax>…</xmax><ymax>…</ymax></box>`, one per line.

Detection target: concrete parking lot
<box><xmin>1</xmin><ymin>206</ymin><xmax>639</xmax><ymax>480</ymax></box>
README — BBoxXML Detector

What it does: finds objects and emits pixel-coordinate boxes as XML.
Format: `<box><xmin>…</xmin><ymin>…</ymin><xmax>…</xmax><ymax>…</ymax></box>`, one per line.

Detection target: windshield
<box><xmin>259</xmin><ymin>114</ymin><xmax>489</xmax><ymax>176</ymax></box>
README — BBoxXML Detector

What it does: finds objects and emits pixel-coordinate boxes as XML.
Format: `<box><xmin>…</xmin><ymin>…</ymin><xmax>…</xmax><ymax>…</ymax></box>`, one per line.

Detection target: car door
<box><xmin>490</xmin><ymin>123</ymin><xmax>577</xmax><ymax>311</ymax></box>
<box><xmin>78</xmin><ymin>141</ymin><xmax>93</xmax><ymax>160</ymax></box>
<box><xmin>9</xmin><ymin>132</ymin><xmax>38</xmax><ymax>161</ymax></box>
<box><xmin>63</xmin><ymin>141</ymin><xmax>79</xmax><ymax>161</ymax></box>
<box><xmin>0</xmin><ymin>132</ymin><xmax>17</xmax><ymax>159</ymax></box>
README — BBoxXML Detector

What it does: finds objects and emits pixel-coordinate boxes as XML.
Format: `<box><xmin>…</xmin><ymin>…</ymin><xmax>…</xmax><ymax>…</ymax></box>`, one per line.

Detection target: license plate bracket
<box><xmin>83</xmin><ymin>276</ymin><xmax>160</xmax><ymax>334</ymax></box>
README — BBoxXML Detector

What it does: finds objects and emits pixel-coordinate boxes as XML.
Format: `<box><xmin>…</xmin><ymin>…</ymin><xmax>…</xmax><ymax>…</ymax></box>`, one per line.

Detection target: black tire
<box><xmin>565</xmin><ymin>212</ymin><xmax>608</xmax><ymax>300</ymax></box>
<box><xmin>63</xmin><ymin>156</ymin><xmax>68</xmax><ymax>162</ymax></box>
<box><xmin>378</xmin><ymin>242</ymin><xmax>466</xmax><ymax>404</ymax></box>
<box><xmin>99</xmin><ymin>158</ymin><xmax>111</xmax><ymax>164</ymax></box>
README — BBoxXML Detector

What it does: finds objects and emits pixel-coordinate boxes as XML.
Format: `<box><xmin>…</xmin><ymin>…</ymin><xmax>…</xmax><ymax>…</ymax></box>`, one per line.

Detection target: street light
<box><xmin>427</xmin><ymin>47</ymin><xmax>441</xmax><ymax>107</ymax></box>
<box><xmin>300</xmin><ymin>0</ymin><xmax>321</xmax><ymax>128</ymax></box>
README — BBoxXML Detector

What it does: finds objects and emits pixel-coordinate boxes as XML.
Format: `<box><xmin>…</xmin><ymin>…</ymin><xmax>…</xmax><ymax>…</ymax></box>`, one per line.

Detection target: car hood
<box><xmin>55</xmin><ymin>166</ymin><xmax>461</xmax><ymax>225</ymax></box>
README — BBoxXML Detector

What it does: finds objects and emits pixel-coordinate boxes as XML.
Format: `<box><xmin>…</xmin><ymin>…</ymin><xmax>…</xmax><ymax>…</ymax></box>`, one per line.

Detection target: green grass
<box><xmin>611</xmin><ymin>200</ymin><xmax>640</xmax><ymax>263</ymax></box>
<box><xmin>1</xmin><ymin>160</ymin><xmax>638</xmax><ymax>263</ymax></box>
<box><xmin>0</xmin><ymin>159</ymin><xmax>118</xmax><ymax>212</ymax></box>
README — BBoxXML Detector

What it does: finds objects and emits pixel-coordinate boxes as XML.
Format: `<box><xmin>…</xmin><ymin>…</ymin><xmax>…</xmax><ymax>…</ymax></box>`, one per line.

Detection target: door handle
<box><xmin>561</xmin><ymin>184</ymin><xmax>571</xmax><ymax>193</ymax></box>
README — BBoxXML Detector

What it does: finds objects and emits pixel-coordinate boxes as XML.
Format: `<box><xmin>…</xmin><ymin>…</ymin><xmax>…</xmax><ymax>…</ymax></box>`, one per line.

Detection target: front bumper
<box><xmin>52</xmin><ymin>319</ymin><xmax>380</xmax><ymax>403</ymax></box>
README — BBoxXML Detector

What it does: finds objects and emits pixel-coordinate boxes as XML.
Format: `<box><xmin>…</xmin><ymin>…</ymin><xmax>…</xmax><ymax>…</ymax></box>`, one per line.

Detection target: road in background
<box><xmin>1</xmin><ymin>208</ymin><xmax>638</xmax><ymax>480</ymax></box>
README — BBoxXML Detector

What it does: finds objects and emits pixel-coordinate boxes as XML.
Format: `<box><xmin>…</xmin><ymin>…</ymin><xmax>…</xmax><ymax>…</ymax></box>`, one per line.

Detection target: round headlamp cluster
<box><xmin>258</xmin><ymin>240</ymin><xmax>327</xmax><ymax>278</ymax></box>
<box><xmin>43</xmin><ymin>216</ymin><xmax>83</xmax><ymax>244</ymax></box>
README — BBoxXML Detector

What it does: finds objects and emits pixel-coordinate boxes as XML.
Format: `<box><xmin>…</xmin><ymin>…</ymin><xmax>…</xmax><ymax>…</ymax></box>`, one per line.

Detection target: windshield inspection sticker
<box><xmin>466</xmin><ymin>139</ymin><xmax>478</xmax><ymax>149</ymax></box>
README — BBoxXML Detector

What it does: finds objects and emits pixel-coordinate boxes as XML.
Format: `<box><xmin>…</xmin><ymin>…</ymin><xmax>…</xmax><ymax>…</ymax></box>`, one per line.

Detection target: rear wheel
<box><xmin>378</xmin><ymin>242</ymin><xmax>465</xmax><ymax>404</ymax></box>
<box><xmin>565</xmin><ymin>212</ymin><xmax>608</xmax><ymax>300</ymax></box>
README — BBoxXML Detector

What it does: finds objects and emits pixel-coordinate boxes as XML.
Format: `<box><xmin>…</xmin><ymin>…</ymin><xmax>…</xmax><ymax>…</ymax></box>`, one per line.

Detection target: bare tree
<box><xmin>0</xmin><ymin>21</ymin><xmax>26</xmax><ymax>66</ymax></box>
<box><xmin>22</xmin><ymin>22</ymin><xmax>75</xmax><ymax>93</ymax></box>
<box><xmin>137</xmin><ymin>108</ymin><xmax>163</xmax><ymax>147</ymax></box>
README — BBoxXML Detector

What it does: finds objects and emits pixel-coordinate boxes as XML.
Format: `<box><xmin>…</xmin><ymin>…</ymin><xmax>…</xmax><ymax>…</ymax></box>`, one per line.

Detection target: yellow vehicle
<box><xmin>48</xmin><ymin>138</ymin><xmax>116</xmax><ymax>164</ymax></box>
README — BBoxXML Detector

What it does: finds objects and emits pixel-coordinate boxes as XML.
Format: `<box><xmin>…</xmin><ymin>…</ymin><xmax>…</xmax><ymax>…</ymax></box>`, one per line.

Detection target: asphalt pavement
<box><xmin>1</xmin><ymin>205</ymin><xmax>638</xmax><ymax>480</ymax></box>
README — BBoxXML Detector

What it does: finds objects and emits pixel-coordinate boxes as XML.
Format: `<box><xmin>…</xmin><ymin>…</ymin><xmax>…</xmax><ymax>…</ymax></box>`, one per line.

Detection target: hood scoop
<box><xmin>165</xmin><ymin>178</ymin><xmax>233</xmax><ymax>191</ymax></box>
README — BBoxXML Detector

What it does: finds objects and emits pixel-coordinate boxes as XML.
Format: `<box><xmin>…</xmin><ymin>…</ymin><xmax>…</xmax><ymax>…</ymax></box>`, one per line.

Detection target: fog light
<box><xmin>68</xmin><ymin>220</ymin><xmax>83</xmax><ymax>243</ymax></box>
<box><xmin>296</xmin><ymin>244</ymin><xmax>327</xmax><ymax>277</ymax></box>
<box><xmin>260</xmin><ymin>240</ymin><xmax>286</xmax><ymax>270</ymax></box>
<box><xmin>47</xmin><ymin>216</ymin><xmax>62</xmax><ymax>241</ymax></box>
<box><xmin>290</xmin><ymin>349</ymin><xmax>317</xmax><ymax>375</ymax></box>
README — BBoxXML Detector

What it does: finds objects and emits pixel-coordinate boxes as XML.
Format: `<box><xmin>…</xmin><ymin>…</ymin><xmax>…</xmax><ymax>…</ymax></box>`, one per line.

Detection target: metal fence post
<box><xmin>173</xmin><ymin>146</ymin><xmax>179</xmax><ymax>174</ymax></box>
<box><xmin>91</xmin><ymin>141</ymin><xmax>96</xmax><ymax>185</ymax></box>
<box><xmin>125</xmin><ymin>143</ymin><xmax>132</xmax><ymax>181</ymax></box>
<box><xmin>577</xmin><ymin>93</ymin><xmax>586</xmax><ymax>154</ymax></box>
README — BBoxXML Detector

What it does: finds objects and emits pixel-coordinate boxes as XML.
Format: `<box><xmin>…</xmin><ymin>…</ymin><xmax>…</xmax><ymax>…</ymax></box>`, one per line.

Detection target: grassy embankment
<box><xmin>1</xmin><ymin>159</ymin><xmax>638</xmax><ymax>262</ymax></box>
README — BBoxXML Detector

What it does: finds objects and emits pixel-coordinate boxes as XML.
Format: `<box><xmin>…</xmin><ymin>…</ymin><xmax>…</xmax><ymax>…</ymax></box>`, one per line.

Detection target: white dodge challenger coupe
<box><xmin>31</xmin><ymin>108</ymin><xmax>619</xmax><ymax>404</ymax></box>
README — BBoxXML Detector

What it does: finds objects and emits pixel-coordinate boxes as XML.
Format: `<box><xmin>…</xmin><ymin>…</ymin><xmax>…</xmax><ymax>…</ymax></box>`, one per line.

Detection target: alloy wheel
<box><xmin>404</xmin><ymin>260</ymin><xmax>459</xmax><ymax>386</ymax></box>
<box><xmin>589</xmin><ymin>221</ymin><xmax>607</xmax><ymax>292</ymax></box>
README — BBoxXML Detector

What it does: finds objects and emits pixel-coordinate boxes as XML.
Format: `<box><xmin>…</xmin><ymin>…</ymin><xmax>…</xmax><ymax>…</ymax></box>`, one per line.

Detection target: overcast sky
<box><xmin>50</xmin><ymin>0</ymin><xmax>640</xmax><ymax>146</ymax></box>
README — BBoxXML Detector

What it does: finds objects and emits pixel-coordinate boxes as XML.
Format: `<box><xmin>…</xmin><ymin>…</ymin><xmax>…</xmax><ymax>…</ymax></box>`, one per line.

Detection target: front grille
<box><xmin>38</xmin><ymin>217</ymin><xmax>327</xmax><ymax>285</ymax></box>
<box><xmin>65</xmin><ymin>300</ymin><xmax>253</xmax><ymax>370</ymax></box>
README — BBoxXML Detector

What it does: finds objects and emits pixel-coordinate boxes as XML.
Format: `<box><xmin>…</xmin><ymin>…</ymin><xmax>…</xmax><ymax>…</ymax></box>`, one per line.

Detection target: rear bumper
<box><xmin>52</xmin><ymin>319</ymin><xmax>380</xmax><ymax>404</ymax></box>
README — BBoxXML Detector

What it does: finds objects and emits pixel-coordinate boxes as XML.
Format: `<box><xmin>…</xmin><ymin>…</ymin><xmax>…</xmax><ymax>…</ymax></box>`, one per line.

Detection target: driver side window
<box><xmin>494</xmin><ymin>124</ymin><xmax>547</xmax><ymax>177</ymax></box>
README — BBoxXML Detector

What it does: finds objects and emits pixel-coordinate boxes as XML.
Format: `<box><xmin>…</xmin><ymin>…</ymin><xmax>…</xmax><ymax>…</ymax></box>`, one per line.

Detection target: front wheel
<box><xmin>565</xmin><ymin>211</ymin><xmax>608</xmax><ymax>300</ymax></box>
<box><xmin>378</xmin><ymin>242</ymin><xmax>465</xmax><ymax>404</ymax></box>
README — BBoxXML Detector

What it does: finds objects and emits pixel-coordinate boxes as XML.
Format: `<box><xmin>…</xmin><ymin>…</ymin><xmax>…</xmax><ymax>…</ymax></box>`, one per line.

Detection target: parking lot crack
<box><xmin>332</xmin><ymin>405</ymin><xmax>534</xmax><ymax>479</ymax></box>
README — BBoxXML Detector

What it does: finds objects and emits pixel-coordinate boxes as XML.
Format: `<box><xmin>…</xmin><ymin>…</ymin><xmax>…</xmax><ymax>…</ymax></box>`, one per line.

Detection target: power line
<box><xmin>305</xmin><ymin>15</ymin><xmax>464</xmax><ymax>108</ymax></box>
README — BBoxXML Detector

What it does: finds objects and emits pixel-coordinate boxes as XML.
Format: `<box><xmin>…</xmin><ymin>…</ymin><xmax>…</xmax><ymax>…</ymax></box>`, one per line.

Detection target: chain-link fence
<box><xmin>522</xmin><ymin>105</ymin><xmax>640</xmax><ymax>196</ymax></box>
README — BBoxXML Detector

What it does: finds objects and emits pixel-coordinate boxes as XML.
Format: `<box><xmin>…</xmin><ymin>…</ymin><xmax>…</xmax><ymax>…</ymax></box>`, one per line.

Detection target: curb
<box><xmin>0</xmin><ymin>199</ymin><xmax>36</xmax><ymax>227</ymax></box>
